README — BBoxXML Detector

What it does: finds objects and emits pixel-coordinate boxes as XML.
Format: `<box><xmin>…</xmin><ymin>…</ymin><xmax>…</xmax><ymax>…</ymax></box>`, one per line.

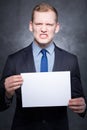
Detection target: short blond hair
<box><xmin>31</xmin><ymin>3</ymin><xmax>58</xmax><ymax>22</ymax></box>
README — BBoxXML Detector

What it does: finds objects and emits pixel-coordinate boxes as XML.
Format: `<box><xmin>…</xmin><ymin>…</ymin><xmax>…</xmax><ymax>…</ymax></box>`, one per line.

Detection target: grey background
<box><xmin>0</xmin><ymin>0</ymin><xmax>87</xmax><ymax>130</ymax></box>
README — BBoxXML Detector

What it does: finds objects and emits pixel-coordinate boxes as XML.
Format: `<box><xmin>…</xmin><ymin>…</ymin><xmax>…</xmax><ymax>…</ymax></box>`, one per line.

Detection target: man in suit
<box><xmin>0</xmin><ymin>2</ymin><xmax>86</xmax><ymax>130</ymax></box>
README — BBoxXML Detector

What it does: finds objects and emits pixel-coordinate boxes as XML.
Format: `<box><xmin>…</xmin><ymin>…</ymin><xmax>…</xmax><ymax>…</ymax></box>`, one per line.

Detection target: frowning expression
<box><xmin>29</xmin><ymin>11</ymin><xmax>59</xmax><ymax>48</ymax></box>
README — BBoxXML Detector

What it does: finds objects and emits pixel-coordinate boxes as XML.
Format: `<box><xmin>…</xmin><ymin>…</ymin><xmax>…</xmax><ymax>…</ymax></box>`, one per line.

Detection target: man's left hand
<box><xmin>68</xmin><ymin>97</ymin><xmax>86</xmax><ymax>113</ymax></box>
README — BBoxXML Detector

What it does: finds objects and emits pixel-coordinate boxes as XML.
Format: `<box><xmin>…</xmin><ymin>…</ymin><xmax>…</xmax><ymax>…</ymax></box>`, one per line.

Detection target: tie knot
<box><xmin>41</xmin><ymin>49</ymin><xmax>47</xmax><ymax>56</ymax></box>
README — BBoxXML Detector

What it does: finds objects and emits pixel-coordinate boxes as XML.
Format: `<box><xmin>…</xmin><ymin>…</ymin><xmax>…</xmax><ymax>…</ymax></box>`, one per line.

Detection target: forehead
<box><xmin>33</xmin><ymin>11</ymin><xmax>56</xmax><ymax>22</ymax></box>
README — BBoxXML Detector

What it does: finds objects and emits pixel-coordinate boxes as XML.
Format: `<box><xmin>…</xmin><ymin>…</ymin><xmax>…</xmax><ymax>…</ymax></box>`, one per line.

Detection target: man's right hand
<box><xmin>4</xmin><ymin>75</ymin><xmax>23</xmax><ymax>98</ymax></box>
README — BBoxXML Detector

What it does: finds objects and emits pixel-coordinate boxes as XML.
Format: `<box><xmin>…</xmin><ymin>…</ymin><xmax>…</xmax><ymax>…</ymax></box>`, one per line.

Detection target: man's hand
<box><xmin>68</xmin><ymin>97</ymin><xmax>86</xmax><ymax>113</ymax></box>
<box><xmin>4</xmin><ymin>75</ymin><xmax>23</xmax><ymax>98</ymax></box>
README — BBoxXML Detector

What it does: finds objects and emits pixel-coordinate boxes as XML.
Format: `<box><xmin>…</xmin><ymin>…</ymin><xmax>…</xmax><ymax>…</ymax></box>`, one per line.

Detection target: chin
<box><xmin>39</xmin><ymin>39</ymin><xmax>51</xmax><ymax>44</ymax></box>
<box><xmin>35</xmin><ymin>39</ymin><xmax>51</xmax><ymax>47</ymax></box>
<box><xmin>39</xmin><ymin>42</ymin><xmax>51</xmax><ymax>48</ymax></box>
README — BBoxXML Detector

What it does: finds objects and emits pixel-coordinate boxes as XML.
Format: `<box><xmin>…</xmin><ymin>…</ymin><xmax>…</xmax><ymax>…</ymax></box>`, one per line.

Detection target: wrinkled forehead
<box><xmin>33</xmin><ymin>11</ymin><xmax>57</xmax><ymax>23</ymax></box>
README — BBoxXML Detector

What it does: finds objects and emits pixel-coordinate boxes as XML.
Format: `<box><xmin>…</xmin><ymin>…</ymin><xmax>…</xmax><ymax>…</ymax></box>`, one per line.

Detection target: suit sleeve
<box><xmin>71</xmin><ymin>56</ymin><xmax>87</xmax><ymax>116</ymax></box>
<box><xmin>71</xmin><ymin>56</ymin><xmax>84</xmax><ymax>98</ymax></box>
<box><xmin>0</xmin><ymin>55</ymin><xmax>15</xmax><ymax>111</ymax></box>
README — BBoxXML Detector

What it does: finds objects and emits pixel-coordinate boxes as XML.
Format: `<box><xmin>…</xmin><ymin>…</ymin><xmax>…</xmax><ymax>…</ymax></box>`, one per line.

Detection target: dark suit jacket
<box><xmin>0</xmin><ymin>43</ymin><xmax>85</xmax><ymax>130</ymax></box>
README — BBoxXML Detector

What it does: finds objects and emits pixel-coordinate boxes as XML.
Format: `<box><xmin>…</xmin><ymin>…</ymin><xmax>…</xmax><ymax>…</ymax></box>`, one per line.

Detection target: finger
<box><xmin>6</xmin><ymin>75</ymin><xmax>23</xmax><ymax>84</ymax></box>
<box><xmin>69</xmin><ymin>98</ymin><xmax>85</xmax><ymax>106</ymax></box>
<box><xmin>69</xmin><ymin>105</ymin><xmax>85</xmax><ymax>113</ymax></box>
<box><xmin>69</xmin><ymin>105</ymin><xmax>84</xmax><ymax>110</ymax></box>
<box><xmin>5</xmin><ymin>75</ymin><xmax>23</xmax><ymax>88</ymax></box>
<box><xmin>9</xmin><ymin>85</ymin><xmax>21</xmax><ymax>91</ymax></box>
<box><xmin>69</xmin><ymin>103</ymin><xmax>86</xmax><ymax>113</ymax></box>
<box><xmin>6</xmin><ymin>82</ymin><xmax>22</xmax><ymax>90</ymax></box>
<box><xmin>8</xmin><ymin>81</ymin><xmax>23</xmax><ymax>88</ymax></box>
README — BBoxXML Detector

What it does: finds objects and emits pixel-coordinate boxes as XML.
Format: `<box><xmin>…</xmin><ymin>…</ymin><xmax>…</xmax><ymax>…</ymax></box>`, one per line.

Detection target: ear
<box><xmin>55</xmin><ymin>23</ymin><xmax>60</xmax><ymax>33</ymax></box>
<box><xmin>29</xmin><ymin>21</ymin><xmax>33</xmax><ymax>32</ymax></box>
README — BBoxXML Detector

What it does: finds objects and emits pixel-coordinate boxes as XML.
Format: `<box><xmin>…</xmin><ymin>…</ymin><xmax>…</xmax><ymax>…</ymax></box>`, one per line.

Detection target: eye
<box><xmin>46</xmin><ymin>23</ymin><xmax>54</xmax><ymax>26</ymax></box>
<box><xmin>35</xmin><ymin>23</ymin><xmax>42</xmax><ymax>26</ymax></box>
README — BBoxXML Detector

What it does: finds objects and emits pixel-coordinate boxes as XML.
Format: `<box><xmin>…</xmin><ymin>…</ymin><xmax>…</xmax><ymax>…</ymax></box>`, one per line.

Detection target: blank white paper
<box><xmin>21</xmin><ymin>71</ymin><xmax>71</xmax><ymax>107</ymax></box>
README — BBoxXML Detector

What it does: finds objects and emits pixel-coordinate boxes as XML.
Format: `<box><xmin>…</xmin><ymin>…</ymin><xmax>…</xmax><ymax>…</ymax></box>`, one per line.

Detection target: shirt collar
<box><xmin>32</xmin><ymin>41</ymin><xmax>55</xmax><ymax>56</ymax></box>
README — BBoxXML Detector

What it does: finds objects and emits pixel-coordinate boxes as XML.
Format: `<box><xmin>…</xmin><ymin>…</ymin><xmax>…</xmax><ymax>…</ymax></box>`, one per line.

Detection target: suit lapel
<box><xmin>53</xmin><ymin>45</ymin><xmax>63</xmax><ymax>71</ymax></box>
<box><xmin>22</xmin><ymin>44</ymin><xmax>64</xmax><ymax>73</ymax></box>
<box><xmin>22</xmin><ymin>44</ymin><xmax>36</xmax><ymax>73</ymax></box>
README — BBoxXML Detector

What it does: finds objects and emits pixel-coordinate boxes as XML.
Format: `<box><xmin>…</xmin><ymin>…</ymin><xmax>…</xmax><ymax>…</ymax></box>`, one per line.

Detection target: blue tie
<box><xmin>40</xmin><ymin>49</ymin><xmax>48</xmax><ymax>72</ymax></box>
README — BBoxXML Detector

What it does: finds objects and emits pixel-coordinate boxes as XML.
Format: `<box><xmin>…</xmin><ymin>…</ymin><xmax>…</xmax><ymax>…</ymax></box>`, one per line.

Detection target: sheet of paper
<box><xmin>21</xmin><ymin>71</ymin><xmax>71</xmax><ymax>107</ymax></box>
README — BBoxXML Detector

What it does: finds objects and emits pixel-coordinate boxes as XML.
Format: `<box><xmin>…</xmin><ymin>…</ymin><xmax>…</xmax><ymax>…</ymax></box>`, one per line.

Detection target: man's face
<box><xmin>29</xmin><ymin>11</ymin><xmax>59</xmax><ymax>48</ymax></box>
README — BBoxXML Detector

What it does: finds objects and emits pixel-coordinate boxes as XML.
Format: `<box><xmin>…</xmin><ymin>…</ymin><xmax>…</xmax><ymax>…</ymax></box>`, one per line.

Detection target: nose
<box><xmin>41</xmin><ymin>25</ymin><xmax>47</xmax><ymax>33</ymax></box>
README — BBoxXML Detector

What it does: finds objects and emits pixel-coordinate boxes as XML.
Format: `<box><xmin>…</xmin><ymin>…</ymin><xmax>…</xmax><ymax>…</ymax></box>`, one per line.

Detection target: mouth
<box><xmin>40</xmin><ymin>34</ymin><xmax>48</xmax><ymax>39</ymax></box>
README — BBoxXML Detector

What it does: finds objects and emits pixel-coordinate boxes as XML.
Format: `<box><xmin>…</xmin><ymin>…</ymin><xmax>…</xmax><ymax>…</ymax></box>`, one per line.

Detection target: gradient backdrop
<box><xmin>0</xmin><ymin>0</ymin><xmax>87</xmax><ymax>130</ymax></box>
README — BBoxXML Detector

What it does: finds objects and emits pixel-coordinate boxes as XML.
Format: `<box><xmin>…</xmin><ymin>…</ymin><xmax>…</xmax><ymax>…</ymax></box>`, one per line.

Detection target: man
<box><xmin>0</xmin><ymin>2</ymin><xmax>86</xmax><ymax>130</ymax></box>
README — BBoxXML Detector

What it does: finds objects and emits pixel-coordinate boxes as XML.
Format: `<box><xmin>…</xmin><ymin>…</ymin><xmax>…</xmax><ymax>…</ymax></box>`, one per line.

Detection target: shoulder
<box><xmin>55</xmin><ymin>44</ymin><xmax>77</xmax><ymax>59</ymax></box>
<box><xmin>54</xmin><ymin>44</ymin><xmax>79</xmax><ymax>69</ymax></box>
<box><xmin>8</xmin><ymin>44</ymin><xmax>32</xmax><ymax>59</ymax></box>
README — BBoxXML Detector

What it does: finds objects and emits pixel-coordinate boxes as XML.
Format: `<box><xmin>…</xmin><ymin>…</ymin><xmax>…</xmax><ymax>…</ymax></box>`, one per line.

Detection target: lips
<box><xmin>40</xmin><ymin>34</ymin><xmax>48</xmax><ymax>39</ymax></box>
